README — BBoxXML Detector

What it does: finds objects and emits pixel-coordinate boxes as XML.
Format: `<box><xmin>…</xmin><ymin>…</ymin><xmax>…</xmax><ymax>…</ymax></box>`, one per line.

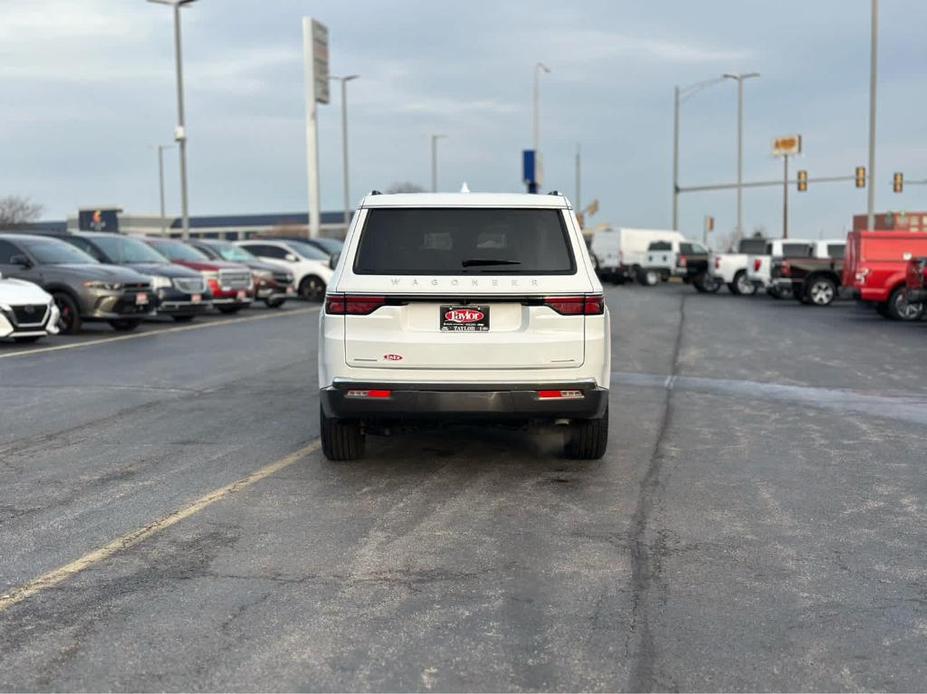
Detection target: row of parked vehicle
<box><xmin>0</xmin><ymin>231</ymin><xmax>342</xmax><ymax>342</ymax></box>
<box><xmin>589</xmin><ymin>226</ymin><xmax>927</xmax><ymax>322</ymax></box>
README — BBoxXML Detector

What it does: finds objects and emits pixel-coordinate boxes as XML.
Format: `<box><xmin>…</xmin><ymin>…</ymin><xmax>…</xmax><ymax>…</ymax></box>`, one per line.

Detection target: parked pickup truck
<box><xmin>843</xmin><ymin>230</ymin><xmax>927</xmax><ymax>321</ymax></box>
<box><xmin>641</xmin><ymin>239</ymin><xmax>713</xmax><ymax>290</ymax></box>
<box><xmin>707</xmin><ymin>237</ymin><xmax>768</xmax><ymax>295</ymax></box>
<box><xmin>746</xmin><ymin>239</ymin><xmax>813</xmax><ymax>298</ymax></box>
<box><xmin>905</xmin><ymin>257</ymin><xmax>927</xmax><ymax>306</ymax></box>
<box><xmin>771</xmin><ymin>239</ymin><xmax>847</xmax><ymax>307</ymax></box>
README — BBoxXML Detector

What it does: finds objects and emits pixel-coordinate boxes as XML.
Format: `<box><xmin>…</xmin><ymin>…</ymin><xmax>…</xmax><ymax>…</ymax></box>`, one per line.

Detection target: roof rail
<box><xmin>547</xmin><ymin>190</ymin><xmax>562</xmax><ymax>196</ymax></box>
<box><xmin>369</xmin><ymin>189</ymin><xmax>382</xmax><ymax>196</ymax></box>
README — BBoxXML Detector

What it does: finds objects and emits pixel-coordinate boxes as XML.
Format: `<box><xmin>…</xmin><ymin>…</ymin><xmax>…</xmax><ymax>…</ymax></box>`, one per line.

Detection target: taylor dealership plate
<box><xmin>440</xmin><ymin>305</ymin><xmax>490</xmax><ymax>332</ymax></box>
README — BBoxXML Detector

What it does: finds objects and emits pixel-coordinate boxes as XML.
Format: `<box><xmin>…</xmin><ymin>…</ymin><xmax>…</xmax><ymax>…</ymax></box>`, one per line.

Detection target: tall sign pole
<box><xmin>867</xmin><ymin>0</ymin><xmax>879</xmax><ymax>231</ymax></box>
<box><xmin>773</xmin><ymin>135</ymin><xmax>802</xmax><ymax>240</ymax></box>
<box><xmin>303</xmin><ymin>18</ymin><xmax>329</xmax><ymax>239</ymax></box>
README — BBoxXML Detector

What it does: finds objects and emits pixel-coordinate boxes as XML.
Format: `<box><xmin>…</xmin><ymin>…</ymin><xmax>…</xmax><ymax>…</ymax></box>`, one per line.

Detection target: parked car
<box><xmin>590</xmin><ymin>227</ymin><xmax>686</xmax><ymax>284</ymax></box>
<box><xmin>57</xmin><ymin>232</ymin><xmax>211</xmax><ymax>322</ymax></box>
<box><xmin>773</xmin><ymin>239</ymin><xmax>846</xmax><ymax>306</ymax></box>
<box><xmin>255</xmin><ymin>235</ymin><xmax>343</xmax><ymax>257</ymax></box>
<box><xmin>746</xmin><ymin>239</ymin><xmax>814</xmax><ymax>298</ymax></box>
<box><xmin>641</xmin><ymin>238</ymin><xmax>713</xmax><ymax>289</ymax></box>
<box><xmin>187</xmin><ymin>239</ymin><xmax>295</xmax><ymax>309</ymax></box>
<box><xmin>904</xmin><ymin>257</ymin><xmax>927</xmax><ymax>307</ymax></box>
<box><xmin>235</xmin><ymin>238</ymin><xmax>333</xmax><ymax>301</ymax></box>
<box><xmin>843</xmin><ymin>229</ymin><xmax>927</xmax><ymax>321</ymax></box>
<box><xmin>708</xmin><ymin>237</ymin><xmax>768</xmax><ymax>295</ymax></box>
<box><xmin>0</xmin><ymin>273</ymin><xmax>60</xmax><ymax>343</ymax></box>
<box><xmin>142</xmin><ymin>238</ymin><xmax>253</xmax><ymax>314</ymax></box>
<box><xmin>318</xmin><ymin>192</ymin><xmax>609</xmax><ymax>461</ymax></box>
<box><xmin>0</xmin><ymin>234</ymin><xmax>155</xmax><ymax>333</ymax></box>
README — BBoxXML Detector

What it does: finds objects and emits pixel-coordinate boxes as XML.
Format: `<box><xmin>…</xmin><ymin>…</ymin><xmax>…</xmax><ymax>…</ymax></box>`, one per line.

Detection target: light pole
<box><xmin>330</xmin><ymin>74</ymin><xmax>359</xmax><ymax>232</ymax></box>
<box><xmin>148</xmin><ymin>0</ymin><xmax>196</xmax><ymax>240</ymax></box>
<box><xmin>672</xmin><ymin>77</ymin><xmax>726</xmax><ymax>229</ymax></box>
<box><xmin>431</xmin><ymin>134</ymin><xmax>446</xmax><ymax>192</ymax></box>
<box><xmin>155</xmin><ymin>144</ymin><xmax>175</xmax><ymax>236</ymax></box>
<box><xmin>723</xmin><ymin>72</ymin><xmax>760</xmax><ymax>238</ymax></box>
<box><xmin>531</xmin><ymin>62</ymin><xmax>551</xmax><ymax>193</ymax></box>
<box><xmin>867</xmin><ymin>0</ymin><xmax>879</xmax><ymax>230</ymax></box>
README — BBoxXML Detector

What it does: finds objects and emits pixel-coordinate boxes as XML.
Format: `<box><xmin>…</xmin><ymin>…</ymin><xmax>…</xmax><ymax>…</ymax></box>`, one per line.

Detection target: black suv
<box><xmin>58</xmin><ymin>232</ymin><xmax>212</xmax><ymax>322</ymax></box>
<box><xmin>0</xmin><ymin>233</ymin><xmax>155</xmax><ymax>333</ymax></box>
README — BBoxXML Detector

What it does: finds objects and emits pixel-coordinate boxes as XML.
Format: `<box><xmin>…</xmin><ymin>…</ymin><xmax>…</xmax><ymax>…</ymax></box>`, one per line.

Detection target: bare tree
<box><xmin>385</xmin><ymin>182</ymin><xmax>426</xmax><ymax>194</ymax></box>
<box><xmin>0</xmin><ymin>195</ymin><xmax>43</xmax><ymax>229</ymax></box>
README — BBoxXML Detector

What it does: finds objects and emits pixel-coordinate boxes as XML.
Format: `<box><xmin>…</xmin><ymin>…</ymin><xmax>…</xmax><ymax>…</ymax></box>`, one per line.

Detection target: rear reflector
<box><xmin>345</xmin><ymin>389</ymin><xmax>392</xmax><ymax>399</ymax></box>
<box><xmin>537</xmin><ymin>390</ymin><xmax>584</xmax><ymax>400</ymax></box>
<box><xmin>543</xmin><ymin>295</ymin><xmax>605</xmax><ymax>315</ymax></box>
<box><xmin>325</xmin><ymin>295</ymin><xmax>386</xmax><ymax>315</ymax></box>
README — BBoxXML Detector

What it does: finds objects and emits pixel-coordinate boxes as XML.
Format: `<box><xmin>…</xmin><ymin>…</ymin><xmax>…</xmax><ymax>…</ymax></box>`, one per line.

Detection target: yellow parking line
<box><xmin>0</xmin><ymin>439</ymin><xmax>321</xmax><ymax>614</ymax></box>
<box><xmin>0</xmin><ymin>306</ymin><xmax>320</xmax><ymax>361</ymax></box>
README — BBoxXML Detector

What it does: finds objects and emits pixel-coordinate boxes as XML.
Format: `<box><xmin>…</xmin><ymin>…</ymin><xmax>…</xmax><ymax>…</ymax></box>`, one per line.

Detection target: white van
<box><xmin>318</xmin><ymin>192</ymin><xmax>610</xmax><ymax>461</ymax></box>
<box><xmin>590</xmin><ymin>227</ymin><xmax>687</xmax><ymax>283</ymax></box>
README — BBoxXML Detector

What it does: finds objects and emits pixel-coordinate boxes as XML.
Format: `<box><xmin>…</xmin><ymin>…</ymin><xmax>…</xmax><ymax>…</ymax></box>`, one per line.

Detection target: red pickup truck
<box><xmin>906</xmin><ymin>257</ymin><xmax>927</xmax><ymax>305</ymax></box>
<box><xmin>843</xmin><ymin>230</ymin><xmax>927</xmax><ymax>320</ymax></box>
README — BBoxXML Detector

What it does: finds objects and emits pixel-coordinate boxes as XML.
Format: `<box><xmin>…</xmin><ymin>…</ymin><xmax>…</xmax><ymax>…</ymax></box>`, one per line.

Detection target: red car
<box><xmin>143</xmin><ymin>238</ymin><xmax>253</xmax><ymax>314</ymax></box>
<box><xmin>843</xmin><ymin>230</ymin><xmax>927</xmax><ymax>321</ymax></box>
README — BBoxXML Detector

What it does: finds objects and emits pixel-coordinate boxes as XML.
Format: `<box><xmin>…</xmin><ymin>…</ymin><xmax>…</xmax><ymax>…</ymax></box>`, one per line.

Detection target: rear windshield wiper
<box><xmin>460</xmin><ymin>259</ymin><xmax>522</xmax><ymax>267</ymax></box>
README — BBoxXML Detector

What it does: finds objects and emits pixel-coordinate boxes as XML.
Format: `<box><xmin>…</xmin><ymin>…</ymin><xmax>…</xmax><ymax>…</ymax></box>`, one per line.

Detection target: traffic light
<box><xmin>893</xmin><ymin>172</ymin><xmax>904</xmax><ymax>193</ymax></box>
<box><xmin>797</xmin><ymin>169</ymin><xmax>808</xmax><ymax>192</ymax></box>
<box><xmin>855</xmin><ymin>166</ymin><xmax>866</xmax><ymax>188</ymax></box>
<box><xmin>705</xmin><ymin>215</ymin><xmax>715</xmax><ymax>232</ymax></box>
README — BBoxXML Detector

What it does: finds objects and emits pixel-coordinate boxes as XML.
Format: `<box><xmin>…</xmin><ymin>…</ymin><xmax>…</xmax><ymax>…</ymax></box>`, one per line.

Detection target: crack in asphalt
<box><xmin>626</xmin><ymin>293</ymin><xmax>686</xmax><ymax>693</ymax></box>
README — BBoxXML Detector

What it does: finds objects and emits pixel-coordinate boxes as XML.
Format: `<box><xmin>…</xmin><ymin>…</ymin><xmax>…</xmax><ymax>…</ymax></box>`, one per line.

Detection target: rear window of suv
<box><xmin>352</xmin><ymin>208</ymin><xmax>576</xmax><ymax>275</ymax></box>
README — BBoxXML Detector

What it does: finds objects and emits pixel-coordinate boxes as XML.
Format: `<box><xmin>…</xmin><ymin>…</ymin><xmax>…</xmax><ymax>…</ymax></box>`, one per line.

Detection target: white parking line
<box><xmin>0</xmin><ymin>306</ymin><xmax>321</xmax><ymax>361</ymax></box>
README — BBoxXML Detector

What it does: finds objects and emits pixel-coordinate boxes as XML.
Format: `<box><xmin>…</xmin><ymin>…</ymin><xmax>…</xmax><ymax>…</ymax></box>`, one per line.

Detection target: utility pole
<box><xmin>156</xmin><ymin>144</ymin><xmax>174</xmax><ymax>236</ymax></box>
<box><xmin>723</xmin><ymin>73</ymin><xmax>760</xmax><ymax>237</ymax></box>
<box><xmin>782</xmin><ymin>154</ymin><xmax>790</xmax><ymax>239</ymax></box>
<box><xmin>867</xmin><ymin>0</ymin><xmax>879</xmax><ymax>230</ymax></box>
<box><xmin>431</xmin><ymin>134</ymin><xmax>446</xmax><ymax>192</ymax></box>
<box><xmin>331</xmin><ymin>75</ymin><xmax>359</xmax><ymax>232</ymax></box>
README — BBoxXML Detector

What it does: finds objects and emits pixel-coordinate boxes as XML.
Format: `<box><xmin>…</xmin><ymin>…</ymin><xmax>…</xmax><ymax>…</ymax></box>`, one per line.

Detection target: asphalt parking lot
<box><xmin>1</xmin><ymin>288</ymin><xmax>925</xmax><ymax>691</ymax></box>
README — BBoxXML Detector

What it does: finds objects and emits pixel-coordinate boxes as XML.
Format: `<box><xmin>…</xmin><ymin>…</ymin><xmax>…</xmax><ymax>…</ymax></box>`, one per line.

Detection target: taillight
<box><xmin>754</xmin><ymin>258</ymin><xmax>762</xmax><ymax>272</ymax></box>
<box><xmin>537</xmin><ymin>390</ymin><xmax>584</xmax><ymax>400</ymax></box>
<box><xmin>780</xmin><ymin>260</ymin><xmax>791</xmax><ymax>277</ymax></box>
<box><xmin>325</xmin><ymin>295</ymin><xmax>386</xmax><ymax>315</ymax></box>
<box><xmin>678</xmin><ymin>255</ymin><xmax>688</xmax><ymax>267</ymax></box>
<box><xmin>543</xmin><ymin>295</ymin><xmax>604</xmax><ymax>315</ymax></box>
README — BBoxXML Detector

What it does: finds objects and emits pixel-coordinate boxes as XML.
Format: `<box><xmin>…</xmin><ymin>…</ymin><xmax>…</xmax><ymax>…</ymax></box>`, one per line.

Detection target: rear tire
<box><xmin>299</xmin><ymin>275</ymin><xmax>326</xmax><ymax>301</ymax></box>
<box><xmin>637</xmin><ymin>269</ymin><xmax>659</xmax><ymax>286</ymax></box>
<box><xmin>265</xmin><ymin>297</ymin><xmax>286</xmax><ymax>309</ymax></box>
<box><xmin>887</xmin><ymin>286</ymin><xmax>925</xmax><ymax>321</ymax></box>
<box><xmin>565</xmin><ymin>408</ymin><xmax>608</xmax><ymax>460</ymax></box>
<box><xmin>730</xmin><ymin>270</ymin><xmax>756</xmax><ymax>296</ymax></box>
<box><xmin>806</xmin><ymin>276</ymin><xmax>837</xmax><ymax>306</ymax></box>
<box><xmin>693</xmin><ymin>273</ymin><xmax>721</xmax><ymax>293</ymax></box>
<box><xmin>320</xmin><ymin>407</ymin><xmax>365</xmax><ymax>461</ymax></box>
<box><xmin>53</xmin><ymin>292</ymin><xmax>81</xmax><ymax>335</ymax></box>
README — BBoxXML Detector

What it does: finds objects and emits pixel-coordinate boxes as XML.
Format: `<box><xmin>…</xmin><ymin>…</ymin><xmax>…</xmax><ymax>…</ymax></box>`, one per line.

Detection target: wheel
<box><xmin>265</xmin><ymin>297</ymin><xmax>286</xmax><ymax>309</ymax></box>
<box><xmin>53</xmin><ymin>292</ymin><xmax>81</xmax><ymax>335</ymax></box>
<box><xmin>299</xmin><ymin>275</ymin><xmax>326</xmax><ymax>301</ymax></box>
<box><xmin>217</xmin><ymin>305</ymin><xmax>242</xmax><ymax>314</ymax></box>
<box><xmin>886</xmin><ymin>286</ymin><xmax>925</xmax><ymax>321</ymax></box>
<box><xmin>730</xmin><ymin>270</ymin><xmax>756</xmax><ymax>296</ymax></box>
<box><xmin>320</xmin><ymin>406</ymin><xmax>365</xmax><ymax>461</ymax></box>
<box><xmin>637</xmin><ymin>269</ymin><xmax>659</xmax><ymax>286</ymax></box>
<box><xmin>108</xmin><ymin>319</ymin><xmax>141</xmax><ymax>332</ymax></box>
<box><xmin>565</xmin><ymin>407</ymin><xmax>608</xmax><ymax>460</ymax></box>
<box><xmin>693</xmin><ymin>273</ymin><xmax>721</xmax><ymax>293</ymax></box>
<box><xmin>172</xmin><ymin>315</ymin><xmax>196</xmax><ymax>323</ymax></box>
<box><xmin>12</xmin><ymin>336</ymin><xmax>42</xmax><ymax>344</ymax></box>
<box><xmin>806</xmin><ymin>276</ymin><xmax>837</xmax><ymax>306</ymax></box>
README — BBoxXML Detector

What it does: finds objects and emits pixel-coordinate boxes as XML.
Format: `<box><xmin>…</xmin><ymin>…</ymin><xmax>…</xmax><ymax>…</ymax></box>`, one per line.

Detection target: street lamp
<box><xmin>431</xmin><ymin>134</ymin><xmax>447</xmax><ymax>192</ymax></box>
<box><xmin>867</xmin><ymin>0</ymin><xmax>879</xmax><ymax>231</ymax></box>
<box><xmin>330</xmin><ymin>74</ymin><xmax>359</xmax><ymax>231</ymax></box>
<box><xmin>672</xmin><ymin>77</ymin><xmax>725</xmax><ymax>229</ymax></box>
<box><xmin>154</xmin><ymin>144</ymin><xmax>175</xmax><ymax>236</ymax></box>
<box><xmin>723</xmin><ymin>72</ymin><xmax>760</xmax><ymax>238</ymax></box>
<box><xmin>148</xmin><ymin>0</ymin><xmax>197</xmax><ymax>240</ymax></box>
<box><xmin>533</xmin><ymin>62</ymin><xmax>551</xmax><ymax>154</ymax></box>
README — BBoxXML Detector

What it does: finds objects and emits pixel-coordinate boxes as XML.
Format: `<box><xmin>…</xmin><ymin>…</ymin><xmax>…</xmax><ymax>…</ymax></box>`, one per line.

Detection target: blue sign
<box><xmin>522</xmin><ymin>149</ymin><xmax>536</xmax><ymax>184</ymax></box>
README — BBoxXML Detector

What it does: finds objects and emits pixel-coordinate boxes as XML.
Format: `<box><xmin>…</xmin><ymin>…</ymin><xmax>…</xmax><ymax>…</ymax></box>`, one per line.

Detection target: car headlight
<box><xmin>254</xmin><ymin>270</ymin><xmax>274</xmax><ymax>280</ymax></box>
<box><xmin>83</xmin><ymin>280</ymin><xmax>123</xmax><ymax>291</ymax></box>
<box><xmin>285</xmin><ymin>274</ymin><xmax>294</xmax><ymax>283</ymax></box>
<box><xmin>150</xmin><ymin>275</ymin><xmax>172</xmax><ymax>290</ymax></box>
<box><xmin>0</xmin><ymin>302</ymin><xmax>11</xmax><ymax>312</ymax></box>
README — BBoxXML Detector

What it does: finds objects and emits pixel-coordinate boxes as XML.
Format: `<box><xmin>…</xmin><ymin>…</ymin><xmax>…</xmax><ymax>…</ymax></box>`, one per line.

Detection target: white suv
<box><xmin>235</xmin><ymin>239</ymin><xmax>333</xmax><ymax>301</ymax></box>
<box><xmin>318</xmin><ymin>192</ymin><xmax>610</xmax><ymax>460</ymax></box>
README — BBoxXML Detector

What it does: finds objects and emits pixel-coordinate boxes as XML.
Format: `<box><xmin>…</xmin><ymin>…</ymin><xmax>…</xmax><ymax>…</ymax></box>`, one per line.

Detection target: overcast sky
<box><xmin>2</xmin><ymin>0</ymin><xmax>925</xmax><ymax>241</ymax></box>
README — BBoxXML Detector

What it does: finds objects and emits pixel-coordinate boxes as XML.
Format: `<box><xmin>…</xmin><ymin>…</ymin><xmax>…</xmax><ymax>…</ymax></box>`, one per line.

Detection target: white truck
<box><xmin>745</xmin><ymin>238</ymin><xmax>814</xmax><ymax>298</ymax></box>
<box><xmin>590</xmin><ymin>227</ymin><xmax>686</xmax><ymax>284</ymax></box>
<box><xmin>708</xmin><ymin>237</ymin><xmax>768</xmax><ymax>295</ymax></box>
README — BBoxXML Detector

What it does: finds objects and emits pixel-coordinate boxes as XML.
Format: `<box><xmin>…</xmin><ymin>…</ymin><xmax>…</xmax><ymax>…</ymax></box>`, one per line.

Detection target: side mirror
<box><xmin>285</xmin><ymin>253</ymin><xmax>298</xmax><ymax>262</ymax></box>
<box><xmin>329</xmin><ymin>252</ymin><xmax>340</xmax><ymax>270</ymax></box>
<box><xmin>9</xmin><ymin>254</ymin><xmax>32</xmax><ymax>269</ymax></box>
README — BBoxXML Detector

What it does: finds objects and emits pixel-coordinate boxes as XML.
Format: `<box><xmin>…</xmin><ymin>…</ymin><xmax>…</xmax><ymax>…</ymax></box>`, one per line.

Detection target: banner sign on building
<box><xmin>312</xmin><ymin>19</ymin><xmax>330</xmax><ymax>104</ymax></box>
<box><xmin>78</xmin><ymin>208</ymin><xmax>119</xmax><ymax>232</ymax></box>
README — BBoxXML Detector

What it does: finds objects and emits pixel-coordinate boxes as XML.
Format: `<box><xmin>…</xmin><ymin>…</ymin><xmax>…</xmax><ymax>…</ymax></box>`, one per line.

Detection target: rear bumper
<box><xmin>321</xmin><ymin>381</ymin><xmax>609</xmax><ymax>421</ymax></box>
